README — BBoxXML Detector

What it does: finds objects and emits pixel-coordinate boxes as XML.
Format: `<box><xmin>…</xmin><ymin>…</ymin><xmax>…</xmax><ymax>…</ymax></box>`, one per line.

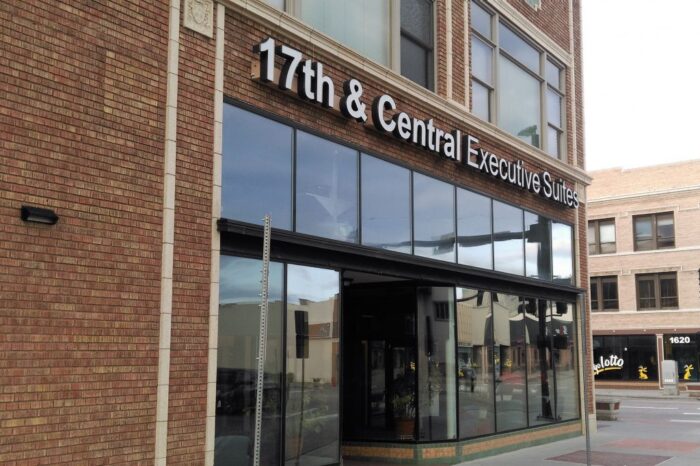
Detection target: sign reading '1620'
<box><xmin>253</xmin><ymin>38</ymin><xmax>579</xmax><ymax>209</ymax></box>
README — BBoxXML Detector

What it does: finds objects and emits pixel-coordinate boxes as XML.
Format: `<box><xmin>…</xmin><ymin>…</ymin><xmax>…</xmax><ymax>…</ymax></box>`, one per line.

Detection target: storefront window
<box><xmin>663</xmin><ymin>334</ymin><xmax>699</xmax><ymax>382</ymax></box>
<box><xmin>552</xmin><ymin>302</ymin><xmax>578</xmax><ymax>421</ymax></box>
<box><xmin>552</xmin><ymin>222</ymin><xmax>573</xmax><ymax>284</ymax></box>
<box><xmin>593</xmin><ymin>335</ymin><xmax>658</xmax><ymax>382</ymax></box>
<box><xmin>413</xmin><ymin>173</ymin><xmax>456</xmax><ymax>262</ymax></box>
<box><xmin>416</xmin><ymin>287</ymin><xmax>456</xmax><ymax>440</ymax></box>
<box><xmin>493</xmin><ymin>201</ymin><xmax>524</xmax><ymax>276</ymax></box>
<box><xmin>456</xmin><ymin>288</ymin><xmax>496</xmax><ymax>438</ymax></box>
<box><xmin>525</xmin><ymin>212</ymin><xmax>551</xmax><ymax>280</ymax></box>
<box><xmin>222</xmin><ymin>104</ymin><xmax>293</xmax><ymax>229</ymax></box>
<box><xmin>296</xmin><ymin>131</ymin><xmax>358</xmax><ymax>243</ymax></box>
<box><xmin>525</xmin><ymin>298</ymin><xmax>555</xmax><ymax>426</ymax></box>
<box><xmin>493</xmin><ymin>293</ymin><xmax>527</xmax><ymax>432</ymax></box>
<box><xmin>285</xmin><ymin>265</ymin><xmax>340</xmax><ymax>466</ymax></box>
<box><xmin>361</xmin><ymin>154</ymin><xmax>411</xmax><ymax>253</ymax></box>
<box><xmin>216</xmin><ymin>257</ymin><xmax>284</xmax><ymax>466</ymax></box>
<box><xmin>457</xmin><ymin>189</ymin><xmax>492</xmax><ymax>270</ymax></box>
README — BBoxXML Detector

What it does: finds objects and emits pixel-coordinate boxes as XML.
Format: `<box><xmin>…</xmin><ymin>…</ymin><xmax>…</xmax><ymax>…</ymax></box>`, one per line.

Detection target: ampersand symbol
<box><xmin>340</xmin><ymin>79</ymin><xmax>367</xmax><ymax>123</ymax></box>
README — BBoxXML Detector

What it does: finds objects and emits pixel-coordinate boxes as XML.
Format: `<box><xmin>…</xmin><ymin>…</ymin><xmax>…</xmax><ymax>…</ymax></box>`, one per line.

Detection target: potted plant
<box><xmin>391</xmin><ymin>392</ymin><xmax>415</xmax><ymax>439</ymax></box>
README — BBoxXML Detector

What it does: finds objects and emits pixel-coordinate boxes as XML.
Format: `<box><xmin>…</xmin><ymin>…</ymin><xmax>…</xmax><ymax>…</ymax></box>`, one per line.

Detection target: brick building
<box><xmin>588</xmin><ymin>161</ymin><xmax>700</xmax><ymax>389</ymax></box>
<box><xmin>1</xmin><ymin>0</ymin><xmax>591</xmax><ymax>464</ymax></box>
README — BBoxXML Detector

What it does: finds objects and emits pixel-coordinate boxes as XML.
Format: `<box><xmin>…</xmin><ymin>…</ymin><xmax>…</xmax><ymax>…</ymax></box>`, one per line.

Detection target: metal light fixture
<box><xmin>20</xmin><ymin>205</ymin><xmax>59</xmax><ymax>225</ymax></box>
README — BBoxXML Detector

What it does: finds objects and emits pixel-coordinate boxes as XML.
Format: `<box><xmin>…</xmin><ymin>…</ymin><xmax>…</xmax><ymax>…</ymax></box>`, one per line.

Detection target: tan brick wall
<box><xmin>589</xmin><ymin>163</ymin><xmax>700</xmax><ymax>336</ymax></box>
<box><xmin>0</xmin><ymin>0</ymin><xmax>167</xmax><ymax>463</ymax></box>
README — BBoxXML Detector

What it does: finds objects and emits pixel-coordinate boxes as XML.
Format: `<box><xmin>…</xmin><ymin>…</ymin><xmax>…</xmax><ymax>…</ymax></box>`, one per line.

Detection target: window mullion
<box><xmin>390</xmin><ymin>0</ymin><xmax>401</xmax><ymax>73</ymax></box>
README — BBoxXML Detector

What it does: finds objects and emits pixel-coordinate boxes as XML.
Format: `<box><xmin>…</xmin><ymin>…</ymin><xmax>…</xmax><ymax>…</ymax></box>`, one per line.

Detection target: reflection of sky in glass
<box><xmin>457</xmin><ymin>188</ymin><xmax>492</xmax><ymax>269</ymax></box>
<box><xmin>498</xmin><ymin>55</ymin><xmax>540</xmax><ymax>147</ymax></box>
<box><xmin>221</xmin><ymin>104</ymin><xmax>293</xmax><ymax>229</ymax></box>
<box><xmin>413</xmin><ymin>173</ymin><xmax>455</xmax><ymax>262</ymax></box>
<box><xmin>296</xmin><ymin>131</ymin><xmax>358</xmax><ymax>243</ymax></box>
<box><xmin>552</xmin><ymin>222</ymin><xmax>573</xmax><ymax>283</ymax></box>
<box><xmin>286</xmin><ymin>264</ymin><xmax>339</xmax><ymax>304</ymax></box>
<box><xmin>219</xmin><ymin>256</ymin><xmax>283</xmax><ymax>304</ymax></box>
<box><xmin>361</xmin><ymin>154</ymin><xmax>411</xmax><ymax>253</ymax></box>
<box><xmin>493</xmin><ymin>201</ymin><xmax>523</xmax><ymax>275</ymax></box>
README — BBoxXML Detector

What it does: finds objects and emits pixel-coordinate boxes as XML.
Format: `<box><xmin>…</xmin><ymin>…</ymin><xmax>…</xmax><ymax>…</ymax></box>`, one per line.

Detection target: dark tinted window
<box><xmin>361</xmin><ymin>154</ymin><xmax>411</xmax><ymax>253</ymax></box>
<box><xmin>457</xmin><ymin>189</ymin><xmax>492</xmax><ymax>269</ymax></box>
<box><xmin>493</xmin><ymin>201</ymin><xmax>524</xmax><ymax>275</ymax></box>
<box><xmin>222</xmin><ymin>104</ymin><xmax>292</xmax><ymax>228</ymax></box>
<box><xmin>413</xmin><ymin>173</ymin><xmax>455</xmax><ymax>262</ymax></box>
<box><xmin>401</xmin><ymin>0</ymin><xmax>434</xmax><ymax>89</ymax></box>
<box><xmin>296</xmin><ymin>131</ymin><xmax>358</xmax><ymax>242</ymax></box>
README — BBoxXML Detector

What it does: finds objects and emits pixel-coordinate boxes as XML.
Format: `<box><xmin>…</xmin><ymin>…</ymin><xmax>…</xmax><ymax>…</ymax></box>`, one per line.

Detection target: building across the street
<box><xmin>588</xmin><ymin>161</ymin><xmax>700</xmax><ymax>389</ymax></box>
<box><xmin>1</xmin><ymin>0</ymin><xmax>591</xmax><ymax>464</ymax></box>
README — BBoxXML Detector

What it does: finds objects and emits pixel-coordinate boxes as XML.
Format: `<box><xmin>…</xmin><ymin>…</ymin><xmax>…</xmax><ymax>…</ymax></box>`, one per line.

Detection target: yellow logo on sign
<box><xmin>683</xmin><ymin>364</ymin><xmax>694</xmax><ymax>380</ymax></box>
<box><xmin>638</xmin><ymin>366</ymin><xmax>648</xmax><ymax>380</ymax></box>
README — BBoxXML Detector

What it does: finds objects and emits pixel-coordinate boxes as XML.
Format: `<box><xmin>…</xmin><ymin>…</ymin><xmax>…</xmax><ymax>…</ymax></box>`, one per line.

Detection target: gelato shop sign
<box><xmin>252</xmin><ymin>38</ymin><xmax>579</xmax><ymax>209</ymax></box>
<box><xmin>593</xmin><ymin>355</ymin><xmax>624</xmax><ymax>376</ymax></box>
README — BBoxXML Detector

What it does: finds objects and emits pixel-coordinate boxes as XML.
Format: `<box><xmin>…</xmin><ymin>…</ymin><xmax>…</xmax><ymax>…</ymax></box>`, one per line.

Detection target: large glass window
<box><xmin>222</xmin><ymin>104</ymin><xmax>293</xmax><ymax>229</ymax></box>
<box><xmin>593</xmin><ymin>335</ymin><xmax>658</xmax><ymax>381</ymax></box>
<box><xmin>636</xmin><ymin>272</ymin><xmax>678</xmax><ymax>310</ymax></box>
<box><xmin>216</xmin><ymin>257</ymin><xmax>284</xmax><ymax>466</ymax></box>
<box><xmin>401</xmin><ymin>0</ymin><xmax>434</xmax><ymax>89</ymax></box>
<box><xmin>525</xmin><ymin>212</ymin><xmax>551</xmax><ymax>280</ymax></box>
<box><xmin>493</xmin><ymin>201</ymin><xmax>524</xmax><ymax>275</ymax></box>
<box><xmin>552</xmin><ymin>302</ymin><xmax>578</xmax><ymax>421</ymax></box>
<box><xmin>285</xmin><ymin>265</ymin><xmax>340</xmax><ymax>466</ymax></box>
<box><xmin>551</xmin><ymin>222</ymin><xmax>573</xmax><ymax>284</ymax></box>
<box><xmin>361</xmin><ymin>154</ymin><xmax>411</xmax><ymax>253</ymax></box>
<box><xmin>457</xmin><ymin>288</ymin><xmax>495</xmax><ymax>438</ymax></box>
<box><xmin>457</xmin><ymin>189</ymin><xmax>492</xmax><ymax>269</ymax></box>
<box><xmin>493</xmin><ymin>293</ymin><xmax>527</xmax><ymax>432</ymax></box>
<box><xmin>296</xmin><ymin>0</ymin><xmax>434</xmax><ymax>90</ymax></box>
<box><xmin>296</xmin><ymin>131</ymin><xmax>358</xmax><ymax>243</ymax></box>
<box><xmin>416</xmin><ymin>287</ymin><xmax>456</xmax><ymax>440</ymax></box>
<box><xmin>588</xmin><ymin>219</ymin><xmax>616</xmax><ymax>255</ymax></box>
<box><xmin>634</xmin><ymin>212</ymin><xmax>675</xmax><ymax>251</ymax></box>
<box><xmin>525</xmin><ymin>298</ymin><xmax>555</xmax><ymax>426</ymax></box>
<box><xmin>470</xmin><ymin>2</ymin><xmax>566</xmax><ymax>156</ymax></box>
<box><xmin>413</xmin><ymin>173</ymin><xmax>456</xmax><ymax>262</ymax></box>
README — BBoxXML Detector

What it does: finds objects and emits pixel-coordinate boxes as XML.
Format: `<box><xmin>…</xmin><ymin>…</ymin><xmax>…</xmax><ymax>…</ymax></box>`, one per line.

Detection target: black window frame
<box><xmin>636</xmin><ymin>272</ymin><xmax>678</xmax><ymax>310</ymax></box>
<box><xmin>590</xmin><ymin>276</ymin><xmax>618</xmax><ymax>312</ymax></box>
<box><xmin>633</xmin><ymin>212</ymin><xmax>675</xmax><ymax>251</ymax></box>
<box><xmin>588</xmin><ymin>218</ymin><xmax>616</xmax><ymax>255</ymax></box>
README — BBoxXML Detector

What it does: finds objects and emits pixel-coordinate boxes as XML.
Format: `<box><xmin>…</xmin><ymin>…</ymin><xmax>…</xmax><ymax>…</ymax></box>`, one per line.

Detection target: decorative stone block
<box><xmin>183</xmin><ymin>0</ymin><xmax>213</xmax><ymax>38</ymax></box>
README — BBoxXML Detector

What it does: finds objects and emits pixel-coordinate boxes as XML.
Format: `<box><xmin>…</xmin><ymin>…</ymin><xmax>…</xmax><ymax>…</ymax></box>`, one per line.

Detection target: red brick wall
<box><xmin>452</xmin><ymin>0</ymin><xmax>466</xmax><ymax>104</ymax></box>
<box><xmin>506</xmin><ymin>0</ymin><xmax>571</xmax><ymax>52</ymax></box>
<box><xmin>165</xmin><ymin>10</ymin><xmax>217</xmax><ymax>465</ymax></box>
<box><xmin>0</xmin><ymin>1</ymin><xmax>167</xmax><ymax>463</ymax></box>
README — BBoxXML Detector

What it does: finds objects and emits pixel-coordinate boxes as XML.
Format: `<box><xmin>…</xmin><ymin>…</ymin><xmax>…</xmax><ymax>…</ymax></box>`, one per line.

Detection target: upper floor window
<box><xmin>636</xmin><ymin>272</ymin><xmax>678</xmax><ymax>310</ymax></box>
<box><xmin>590</xmin><ymin>276</ymin><xmax>618</xmax><ymax>312</ymax></box>
<box><xmin>633</xmin><ymin>212</ymin><xmax>675</xmax><ymax>251</ymax></box>
<box><xmin>272</xmin><ymin>0</ymin><xmax>435</xmax><ymax>90</ymax></box>
<box><xmin>588</xmin><ymin>219</ymin><xmax>615</xmax><ymax>255</ymax></box>
<box><xmin>469</xmin><ymin>1</ymin><xmax>565</xmax><ymax>158</ymax></box>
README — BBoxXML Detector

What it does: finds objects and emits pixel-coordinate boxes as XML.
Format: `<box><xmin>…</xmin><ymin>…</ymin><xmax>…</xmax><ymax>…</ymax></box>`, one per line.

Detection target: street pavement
<box><xmin>456</xmin><ymin>392</ymin><xmax>700</xmax><ymax>466</ymax></box>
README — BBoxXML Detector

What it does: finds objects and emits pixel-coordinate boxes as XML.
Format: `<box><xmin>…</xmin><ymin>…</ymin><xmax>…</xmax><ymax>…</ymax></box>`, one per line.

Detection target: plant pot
<box><xmin>395</xmin><ymin>418</ymin><xmax>414</xmax><ymax>440</ymax></box>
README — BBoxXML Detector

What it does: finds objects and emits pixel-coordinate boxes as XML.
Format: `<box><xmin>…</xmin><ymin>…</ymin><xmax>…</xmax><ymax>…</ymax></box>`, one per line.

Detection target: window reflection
<box><xmin>361</xmin><ymin>155</ymin><xmax>411</xmax><ymax>253</ymax></box>
<box><xmin>552</xmin><ymin>302</ymin><xmax>578</xmax><ymax>421</ymax></box>
<box><xmin>552</xmin><ymin>222</ymin><xmax>573</xmax><ymax>284</ymax></box>
<box><xmin>413</xmin><ymin>173</ymin><xmax>456</xmax><ymax>262</ymax></box>
<box><xmin>457</xmin><ymin>189</ymin><xmax>492</xmax><ymax>270</ymax></box>
<box><xmin>285</xmin><ymin>265</ymin><xmax>340</xmax><ymax>466</ymax></box>
<box><xmin>216</xmin><ymin>257</ymin><xmax>284</xmax><ymax>466</ymax></box>
<box><xmin>525</xmin><ymin>298</ymin><xmax>555</xmax><ymax>426</ymax></box>
<box><xmin>498</xmin><ymin>55</ymin><xmax>540</xmax><ymax>146</ymax></box>
<box><xmin>493</xmin><ymin>201</ymin><xmax>524</xmax><ymax>275</ymax></box>
<box><xmin>457</xmin><ymin>288</ymin><xmax>495</xmax><ymax>438</ymax></box>
<box><xmin>222</xmin><ymin>104</ymin><xmax>293</xmax><ymax>229</ymax></box>
<box><xmin>417</xmin><ymin>287</ymin><xmax>456</xmax><ymax>440</ymax></box>
<box><xmin>525</xmin><ymin>212</ymin><xmax>551</xmax><ymax>280</ymax></box>
<box><xmin>296</xmin><ymin>131</ymin><xmax>358</xmax><ymax>243</ymax></box>
<box><xmin>494</xmin><ymin>293</ymin><xmax>527</xmax><ymax>432</ymax></box>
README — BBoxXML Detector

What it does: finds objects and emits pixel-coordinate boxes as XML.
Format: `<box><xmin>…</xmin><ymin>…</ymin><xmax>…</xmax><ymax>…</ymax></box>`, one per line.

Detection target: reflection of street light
<box><xmin>517</xmin><ymin>125</ymin><xmax>540</xmax><ymax>147</ymax></box>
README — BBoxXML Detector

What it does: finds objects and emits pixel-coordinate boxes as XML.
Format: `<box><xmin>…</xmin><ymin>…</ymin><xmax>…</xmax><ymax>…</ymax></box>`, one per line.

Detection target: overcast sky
<box><xmin>582</xmin><ymin>0</ymin><xmax>700</xmax><ymax>171</ymax></box>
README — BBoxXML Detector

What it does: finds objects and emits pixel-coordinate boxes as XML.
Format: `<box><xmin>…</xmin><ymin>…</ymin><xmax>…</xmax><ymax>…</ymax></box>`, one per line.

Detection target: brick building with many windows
<box><xmin>1</xmin><ymin>0</ymin><xmax>591</xmax><ymax>464</ymax></box>
<box><xmin>589</xmin><ymin>161</ymin><xmax>700</xmax><ymax>388</ymax></box>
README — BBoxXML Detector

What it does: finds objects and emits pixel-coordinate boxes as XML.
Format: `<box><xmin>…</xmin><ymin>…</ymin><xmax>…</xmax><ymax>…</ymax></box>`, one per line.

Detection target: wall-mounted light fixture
<box><xmin>20</xmin><ymin>205</ymin><xmax>59</xmax><ymax>225</ymax></box>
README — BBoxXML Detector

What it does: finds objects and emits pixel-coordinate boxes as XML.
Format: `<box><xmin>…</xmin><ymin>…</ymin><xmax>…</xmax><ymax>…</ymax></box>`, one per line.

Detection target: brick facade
<box><xmin>1</xmin><ymin>0</ymin><xmax>590</xmax><ymax>464</ymax></box>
